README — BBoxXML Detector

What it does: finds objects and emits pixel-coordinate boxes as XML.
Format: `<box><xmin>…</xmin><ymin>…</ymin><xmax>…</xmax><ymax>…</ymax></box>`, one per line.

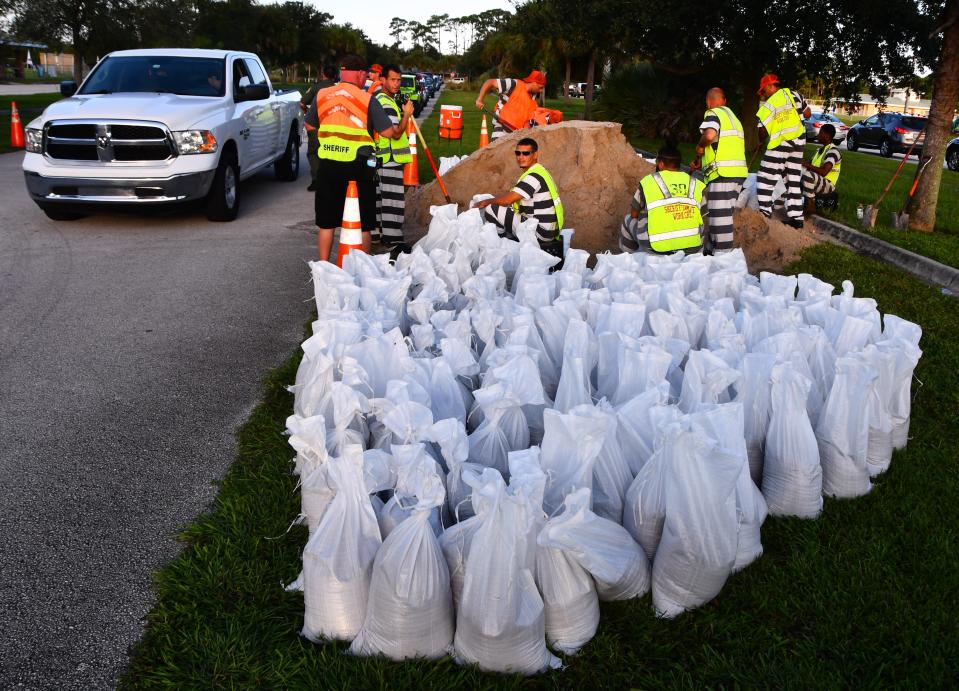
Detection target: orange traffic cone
<box><xmin>10</xmin><ymin>101</ymin><xmax>25</xmax><ymax>149</ymax></box>
<box><xmin>336</xmin><ymin>180</ymin><xmax>364</xmax><ymax>268</ymax></box>
<box><xmin>479</xmin><ymin>114</ymin><xmax>489</xmax><ymax>148</ymax></box>
<box><xmin>403</xmin><ymin>118</ymin><xmax>419</xmax><ymax>186</ymax></box>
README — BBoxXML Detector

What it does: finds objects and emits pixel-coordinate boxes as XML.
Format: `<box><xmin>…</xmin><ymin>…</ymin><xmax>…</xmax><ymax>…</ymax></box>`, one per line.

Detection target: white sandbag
<box><xmin>590</xmin><ymin>402</ymin><xmax>635</xmax><ymax>524</ymax></box>
<box><xmin>736</xmin><ymin>353</ymin><xmax>777</xmax><ymax>485</ymax></box>
<box><xmin>453</xmin><ymin>473</ymin><xmax>560</xmax><ymax>675</ymax></box>
<box><xmin>853</xmin><ymin>345</ymin><xmax>895</xmax><ymax>476</ymax></box>
<box><xmin>759</xmin><ymin>271</ymin><xmax>797</xmax><ymax>299</ymax></box>
<box><xmin>687</xmin><ymin>403</ymin><xmax>767</xmax><ymax>573</ymax></box>
<box><xmin>651</xmin><ymin>424</ymin><xmax>742</xmax><ymax>618</ymax></box>
<box><xmin>534</xmin><ymin>532</ymin><xmax>599</xmax><ymax>654</ymax></box>
<box><xmin>349</xmin><ymin>464</ymin><xmax>452</xmax><ymax>661</ymax></box>
<box><xmin>762</xmin><ymin>364</ymin><xmax>823</xmax><ymax>519</ymax></box>
<box><xmin>438</xmin><ymin>155</ymin><xmax>464</xmax><ymax>175</ymax></box>
<box><xmin>615</xmin><ymin>383</ymin><xmax>676</xmax><ymax>475</ymax></box>
<box><xmin>286</xmin><ymin>414</ymin><xmax>328</xmax><ymax>478</ymax></box>
<box><xmin>302</xmin><ymin>445</ymin><xmax>382</xmax><ymax>642</ymax></box>
<box><xmin>678</xmin><ymin>349</ymin><xmax>741</xmax><ymax>413</ymax></box>
<box><xmin>881</xmin><ymin>316</ymin><xmax>923</xmax><ymax>449</ymax></box>
<box><xmin>417</xmin><ymin>204</ymin><xmax>460</xmax><ymax>254</ymax></box>
<box><xmin>623</xmin><ymin>442</ymin><xmax>669</xmax><ymax>560</ymax></box>
<box><xmin>467</xmin><ymin>381</ymin><xmax>533</xmax><ymax>476</ymax></box>
<box><xmin>540</xmin><ymin>405</ymin><xmax>609</xmax><ymax>515</ymax></box>
<box><xmin>816</xmin><ymin>356</ymin><xmax>876</xmax><ymax>498</ymax></box>
<box><xmin>539</xmin><ymin>488</ymin><xmax>650</xmax><ymax>602</ymax></box>
<box><xmin>377</xmin><ymin>444</ymin><xmax>445</xmax><ymax>539</ymax></box>
<box><xmin>290</xmin><ymin>348</ymin><xmax>335</xmax><ymax>419</ymax></box>
<box><xmin>611</xmin><ymin>343</ymin><xmax>672</xmax><ymax>406</ymax></box>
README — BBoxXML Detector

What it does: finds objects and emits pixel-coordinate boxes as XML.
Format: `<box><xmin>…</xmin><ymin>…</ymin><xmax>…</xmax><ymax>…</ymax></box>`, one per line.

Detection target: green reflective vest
<box><xmin>757</xmin><ymin>88</ymin><xmax>805</xmax><ymax>150</ymax></box>
<box><xmin>374</xmin><ymin>93</ymin><xmax>411</xmax><ymax>165</ymax></box>
<box><xmin>639</xmin><ymin>170</ymin><xmax>704</xmax><ymax>253</ymax></box>
<box><xmin>512</xmin><ymin>163</ymin><xmax>564</xmax><ymax>237</ymax></box>
<box><xmin>811</xmin><ymin>143</ymin><xmax>842</xmax><ymax>186</ymax></box>
<box><xmin>702</xmin><ymin>106</ymin><xmax>748</xmax><ymax>183</ymax></box>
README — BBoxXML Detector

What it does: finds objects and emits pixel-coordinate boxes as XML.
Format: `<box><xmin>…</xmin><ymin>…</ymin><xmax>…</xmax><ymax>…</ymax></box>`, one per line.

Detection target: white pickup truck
<box><xmin>22</xmin><ymin>48</ymin><xmax>302</xmax><ymax>221</ymax></box>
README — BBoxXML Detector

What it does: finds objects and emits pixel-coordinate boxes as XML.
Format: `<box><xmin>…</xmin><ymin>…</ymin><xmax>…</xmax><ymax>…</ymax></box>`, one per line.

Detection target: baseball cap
<box><xmin>523</xmin><ymin>70</ymin><xmax>547</xmax><ymax>87</ymax></box>
<box><xmin>369</xmin><ymin>63</ymin><xmax>383</xmax><ymax>74</ymax></box>
<box><xmin>757</xmin><ymin>73</ymin><xmax>780</xmax><ymax>95</ymax></box>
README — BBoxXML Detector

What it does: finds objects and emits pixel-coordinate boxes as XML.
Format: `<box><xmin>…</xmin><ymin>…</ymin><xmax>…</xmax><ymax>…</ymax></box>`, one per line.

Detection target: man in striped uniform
<box><xmin>801</xmin><ymin>123</ymin><xmax>842</xmax><ymax>213</ymax></box>
<box><xmin>690</xmin><ymin>87</ymin><xmax>748</xmax><ymax>253</ymax></box>
<box><xmin>474</xmin><ymin>71</ymin><xmax>547</xmax><ymax>140</ymax></box>
<box><xmin>473</xmin><ymin>137</ymin><xmax>565</xmax><ymax>257</ymax></box>
<box><xmin>621</xmin><ymin>141</ymin><xmax>708</xmax><ymax>255</ymax></box>
<box><xmin>754</xmin><ymin>73</ymin><xmax>811</xmax><ymax>228</ymax></box>
<box><xmin>373</xmin><ymin>64</ymin><xmax>414</xmax><ymax>246</ymax></box>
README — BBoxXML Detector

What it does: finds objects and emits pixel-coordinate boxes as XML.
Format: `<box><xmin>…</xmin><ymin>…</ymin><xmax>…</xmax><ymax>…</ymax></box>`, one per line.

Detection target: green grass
<box><xmin>1</xmin><ymin>93</ymin><xmax>64</xmax><ymax>154</ymax></box>
<box><xmin>122</xmin><ymin>241</ymin><xmax>959</xmax><ymax>689</ymax></box>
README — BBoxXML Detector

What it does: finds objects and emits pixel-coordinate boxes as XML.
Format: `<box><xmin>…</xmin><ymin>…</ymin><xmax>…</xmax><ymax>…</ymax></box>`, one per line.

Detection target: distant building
<box><xmin>831</xmin><ymin>88</ymin><xmax>934</xmax><ymax>117</ymax></box>
<box><xmin>1</xmin><ymin>38</ymin><xmax>76</xmax><ymax>79</ymax></box>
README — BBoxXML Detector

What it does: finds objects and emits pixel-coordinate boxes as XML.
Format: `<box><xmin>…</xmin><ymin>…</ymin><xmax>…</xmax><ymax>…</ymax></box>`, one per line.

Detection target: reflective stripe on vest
<box><xmin>512</xmin><ymin>163</ymin><xmax>564</xmax><ymax>236</ymax></box>
<box><xmin>639</xmin><ymin>170</ymin><xmax>703</xmax><ymax>253</ymax></box>
<box><xmin>811</xmin><ymin>143</ymin><xmax>841</xmax><ymax>186</ymax></box>
<box><xmin>702</xmin><ymin>105</ymin><xmax>748</xmax><ymax>183</ymax></box>
<box><xmin>315</xmin><ymin>83</ymin><xmax>374</xmax><ymax>162</ymax></box>
<box><xmin>757</xmin><ymin>88</ymin><xmax>805</xmax><ymax>149</ymax></box>
<box><xmin>374</xmin><ymin>93</ymin><xmax>411</xmax><ymax>164</ymax></box>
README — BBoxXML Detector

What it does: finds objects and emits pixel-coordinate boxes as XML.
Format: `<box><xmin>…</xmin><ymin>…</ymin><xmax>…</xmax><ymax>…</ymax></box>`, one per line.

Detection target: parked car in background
<box><xmin>846</xmin><ymin>112</ymin><xmax>926</xmax><ymax>157</ymax></box>
<box><xmin>568</xmin><ymin>82</ymin><xmax>601</xmax><ymax>98</ymax></box>
<box><xmin>416</xmin><ymin>73</ymin><xmax>433</xmax><ymax>100</ymax></box>
<box><xmin>803</xmin><ymin>111</ymin><xmax>848</xmax><ymax>143</ymax></box>
<box><xmin>400</xmin><ymin>73</ymin><xmax>422</xmax><ymax>117</ymax></box>
<box><xmin>21</xmin><ymin>48</ymin><xmax>302</xmax><ymax>221</ymax></box>
<box><xmin>450</xmin><ymin>77</ymin><xmax>466</xmax><ymax>85</ymax></box>
<box><xmin>947</xmin><ymin>136</ymin><xmax>959</xmax><ymax>172</ymax></box>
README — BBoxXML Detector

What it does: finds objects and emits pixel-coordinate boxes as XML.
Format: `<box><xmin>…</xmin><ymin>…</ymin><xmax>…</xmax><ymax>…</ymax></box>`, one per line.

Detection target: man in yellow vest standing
<box><xmin>304</xmin><ymin>54</ymin><xmax>413</xmax><ymax>261</ymax></box>
<box><xmin>801</xmin><ymin>123</ymin><xmax>842</xmax><ymax>214</ymax></box>
<box><xmin>620</xmin><ymin>140</ymin><xmax>708</xmax><ymax>255</ymax></box>
<box><xmin>473</xmin><ymin>137</ymin><xmax>565</xmax><ymax>257</ymax></box>
<box><xmin>474</xmin><ymin>71</ymin><xmax>547</xmax><ymax>140</ymax></box>
<box><xmin>755</xmin><ymin>73</ymin><xmax>811</xmax><ymax>228</ymax></box>
<box><xmin>374</xmin><ymin>64</ymin><xmax>413</xmax><ymax>247</ymax></box>
<box><xmin>690</xmin><ymin>87</ymin><xmax>748</xmax><ymax>253</ymax></box>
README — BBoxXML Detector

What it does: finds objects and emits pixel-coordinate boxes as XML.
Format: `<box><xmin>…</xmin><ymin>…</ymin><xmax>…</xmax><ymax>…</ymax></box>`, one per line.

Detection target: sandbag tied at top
<box><xmin>736</xmin><ymin>352</ymin><xmax>778</xmax><ymax>485</ymax></box>
<box><xmin>453</xmin><ymin>472</ymin><xmax>560</xmax><ymax>675</ymax></box>
<box><xmin>816</xmin><ymin>356</ymin><xmax>877</xmax><ymax>499</ymax></box>
<box><xmin>854</xmin><ymin>345</ymin><xmax>897</xmax><ymax>477</ymax></box>
<box><xmin>349</xmin><ymin>452</ymin><xmax>453</xmax><ymax>661</ymax></box>
<box><xmin>301</xmin><ymin>445</ymin><xmax>383</xmax><ymax>642</ymax></box>
<box><xmin>880</xmin><ymin>315</ymin><xmax>923</xmax><ymax>449</ymax></box>
<box><xmin>540</xmin><ymin>405</ymin><xmax>609</xmax><ymax>516</ymax></box>
<box><xmin>762</xmin><ymin>363</ymin><xmax>823</xmax><ymax>519</ymax></box>
<box><xmin>652</xmin><ymin>422</ymin><xmax>743</xmax><ymax>618</ymax></box>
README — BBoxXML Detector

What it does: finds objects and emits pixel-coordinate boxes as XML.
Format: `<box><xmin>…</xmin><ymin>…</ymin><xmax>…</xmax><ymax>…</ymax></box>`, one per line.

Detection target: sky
<box><xmin>299</xmin><ymin>0</ymin><xmax>515</xmax><ymax>47</ymax></box>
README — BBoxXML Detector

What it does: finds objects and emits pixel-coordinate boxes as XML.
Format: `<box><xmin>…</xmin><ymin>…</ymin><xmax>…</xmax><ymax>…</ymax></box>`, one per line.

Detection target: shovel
<box><xmin>892</xmin><ymin>156</ymin><xmax>932</xmax><ymax>230</ymax></box>
<box><xmin>863</xmin><ymin>125</ymin><xmax>927</xmax><ymax>230</ymax></box>
<box><xmin>410</xmin><ymin>116</ymin><xmax>452</xmax><ymax>204</ymax></box>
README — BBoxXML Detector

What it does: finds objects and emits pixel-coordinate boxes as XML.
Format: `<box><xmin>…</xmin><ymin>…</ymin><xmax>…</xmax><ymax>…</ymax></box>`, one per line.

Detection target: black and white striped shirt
<box><xmin>815</xmin><ymin>144</ymin><xmax>842</xmax><ymax>168</ymax></box>
<box><xmin>512</xmin><ymin>169</ymin><xmax>559</xmax><ymax>234</ymax></box>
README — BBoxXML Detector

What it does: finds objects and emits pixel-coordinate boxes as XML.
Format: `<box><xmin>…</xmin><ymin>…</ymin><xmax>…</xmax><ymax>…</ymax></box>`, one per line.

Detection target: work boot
<box><xmin>785</xmin><ymin>218</ymin><xmax>804</xmax><ymax>229</ymax></box>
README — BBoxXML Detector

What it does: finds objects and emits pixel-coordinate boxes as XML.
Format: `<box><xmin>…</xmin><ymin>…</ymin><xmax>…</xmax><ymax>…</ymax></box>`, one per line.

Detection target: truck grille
<box><xmin>45</xmin><ymin>121</ymin><xmax>174</xmax><ymax>162</ymax></box>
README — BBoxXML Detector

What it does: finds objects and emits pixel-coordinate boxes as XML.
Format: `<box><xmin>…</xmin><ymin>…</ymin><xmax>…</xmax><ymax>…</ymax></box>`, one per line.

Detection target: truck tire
<box><xmin>206</xmin><ymin>149</ymin><xmax>240</xmax><ymax>222</ymax></box>
<box><xmin>38</xmin><ymin>204</ymin><xmax>86</xmax><ymax>221</ymax></box>
<box><xmin>274</xmin><ymin>127</ymin><xmax>300</xmax><ymax>182</ymax></box>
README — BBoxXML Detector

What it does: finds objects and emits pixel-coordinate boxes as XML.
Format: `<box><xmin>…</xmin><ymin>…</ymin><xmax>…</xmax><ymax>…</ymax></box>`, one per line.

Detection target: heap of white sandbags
<box><xmin>285</xmin><ymin>203</ymin><xmax>922</xmax><ymax>672</ymax></box>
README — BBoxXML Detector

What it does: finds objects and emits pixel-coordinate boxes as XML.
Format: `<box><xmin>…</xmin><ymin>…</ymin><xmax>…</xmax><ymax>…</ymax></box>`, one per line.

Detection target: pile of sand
<box><xmin>405</xmin><ymin>121</ymin><xmax>821</xmax><ymax>272</ymax></box>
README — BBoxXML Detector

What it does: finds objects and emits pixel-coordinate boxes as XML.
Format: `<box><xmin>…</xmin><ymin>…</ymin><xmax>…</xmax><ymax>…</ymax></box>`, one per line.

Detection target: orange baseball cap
<box><xmin>523</xmin><ymin>70</ymin><xmax>547</xmax><ymax>86</ymax></box>
<box><xmin>369</xmin><ymin>63</ymin><xmax>383</xmax><ymax>74</ymax></box>
<box><xmin>757</xmin><ymin>73</ymin><xmax>780</xmax><ymax>95</ymax></box>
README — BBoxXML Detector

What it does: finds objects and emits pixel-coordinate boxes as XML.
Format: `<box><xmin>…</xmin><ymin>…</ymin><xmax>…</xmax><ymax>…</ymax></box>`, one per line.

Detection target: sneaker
<box><xmin>785</xmin><ymin>218</ymin><xmax>804</xmax><ymax>229</ymax></box>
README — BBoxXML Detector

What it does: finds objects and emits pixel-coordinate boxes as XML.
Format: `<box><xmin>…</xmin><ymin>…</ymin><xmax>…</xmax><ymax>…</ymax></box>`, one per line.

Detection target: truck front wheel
<box><xmin>206</xmin><ymin>150</ymin><xmax>240</xmax><ymax>222</ymax></box>
<box><xmin>274</xmin><ymin>127</ymin><xmax>300</xmax><ymax>182</ymax></box>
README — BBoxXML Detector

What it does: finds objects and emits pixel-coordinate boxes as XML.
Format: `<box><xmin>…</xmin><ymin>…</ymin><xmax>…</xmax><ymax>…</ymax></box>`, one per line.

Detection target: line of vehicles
<box><xmin>398</xmin><ymin>71</ymin><xmax>443</xmax><ymax>118</ymax></box>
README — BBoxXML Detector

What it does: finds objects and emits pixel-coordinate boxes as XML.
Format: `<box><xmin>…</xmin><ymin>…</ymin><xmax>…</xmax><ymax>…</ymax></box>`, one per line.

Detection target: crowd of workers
<box><xmin>303</xmin><ymin>55</ymin><xmax>842</xmax><ymax>262</ymax></box>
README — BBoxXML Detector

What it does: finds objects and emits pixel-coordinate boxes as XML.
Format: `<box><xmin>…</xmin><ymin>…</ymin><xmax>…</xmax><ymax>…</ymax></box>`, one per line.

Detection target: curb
<box><xmin>810</xmin><ymin>215</ymin><xmax>959</xmax><ymax>294</ymax></box>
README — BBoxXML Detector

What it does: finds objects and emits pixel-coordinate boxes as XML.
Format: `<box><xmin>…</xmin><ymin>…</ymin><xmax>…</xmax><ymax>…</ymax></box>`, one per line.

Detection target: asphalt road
<box><xmin>0</xmin><ymin>148</ymin><xmax>316</xmax><ymax>688</ymax></box>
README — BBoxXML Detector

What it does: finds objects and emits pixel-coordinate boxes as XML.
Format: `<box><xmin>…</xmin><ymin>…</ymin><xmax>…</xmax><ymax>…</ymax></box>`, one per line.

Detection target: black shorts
<box><xmin>314</xmin><ymin>156</ymin><xmax>378</xmax><ymax>230</ymax></box>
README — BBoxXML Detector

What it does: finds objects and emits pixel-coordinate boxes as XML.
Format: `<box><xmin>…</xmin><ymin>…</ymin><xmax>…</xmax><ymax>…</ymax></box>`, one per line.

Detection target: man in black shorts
<box><xmin>305</xmin><ymin>54</ymin><xmax>413</xmax><ymax>261</ymax></box>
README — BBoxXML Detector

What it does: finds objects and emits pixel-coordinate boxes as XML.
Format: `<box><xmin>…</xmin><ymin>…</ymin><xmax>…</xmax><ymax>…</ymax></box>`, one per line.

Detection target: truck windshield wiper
<box><xmin>82</xmin><ymin>90</ymin><xmax>115</xmax><ymax>95</ymax></box>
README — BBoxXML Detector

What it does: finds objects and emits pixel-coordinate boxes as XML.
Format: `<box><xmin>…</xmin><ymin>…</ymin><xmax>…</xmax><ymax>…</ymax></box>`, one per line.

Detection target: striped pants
<box><xmin>756</xmin><ymin>138</ymin><xmax>805</xmax><ymax>221</ymax></box>
<box><xmin>704</xmin><ymin>177</ymin><xmax>744</xmax><ymax>252</ymax></box>
<box><xmin>802</xmin><ymin>170</ymin><xmax>834</xmax><ymax>198</ymax></box>
<box><xmin>375</xmin><ymin>164</ymin><xmax>405</xmax><ymax>244</ymax></box>
<box><xmin>482</xmin><ymin>204</ymin><xmax>556</xmax><ymax>247</ymax></box>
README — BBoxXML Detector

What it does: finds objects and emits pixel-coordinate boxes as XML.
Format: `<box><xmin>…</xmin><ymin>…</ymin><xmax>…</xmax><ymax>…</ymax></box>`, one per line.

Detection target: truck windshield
<box><xmin>78</xmin><ymin>56</ymin><xmax>227</xmax><ymax>97</ymax></box>
<box><xmin>401</xmin><ymin>76</ymin><xmax>415</xmax><ymax>89</ymax></box>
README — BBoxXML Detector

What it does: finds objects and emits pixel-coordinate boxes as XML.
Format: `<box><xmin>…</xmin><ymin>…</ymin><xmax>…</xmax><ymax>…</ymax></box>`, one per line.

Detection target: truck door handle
<box><xmin>240</xmin><ymin>128</ymin><xmax>250</xmax><ymax>138</ymax></box>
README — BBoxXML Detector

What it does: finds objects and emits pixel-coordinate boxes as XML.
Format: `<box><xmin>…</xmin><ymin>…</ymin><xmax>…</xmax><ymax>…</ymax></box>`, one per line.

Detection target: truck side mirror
<box><xmin>60</xmin><ymin>81</ymin><xmax>77</xmax><ymax>97</ymax></box>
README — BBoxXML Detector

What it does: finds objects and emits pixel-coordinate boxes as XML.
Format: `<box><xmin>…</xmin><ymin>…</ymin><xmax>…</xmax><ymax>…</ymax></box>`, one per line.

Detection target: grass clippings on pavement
<box><xmin>121</xmin><ymin>241</ymin><xmax>959</xmax><ymax>689</ymax></box>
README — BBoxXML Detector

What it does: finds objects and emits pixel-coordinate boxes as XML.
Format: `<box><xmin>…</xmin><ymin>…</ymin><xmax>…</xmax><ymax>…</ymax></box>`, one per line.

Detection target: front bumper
<box><xmin>24</xmin><ymin>169</ymin><xmax>216</xmax><ymax>205</ymax></box>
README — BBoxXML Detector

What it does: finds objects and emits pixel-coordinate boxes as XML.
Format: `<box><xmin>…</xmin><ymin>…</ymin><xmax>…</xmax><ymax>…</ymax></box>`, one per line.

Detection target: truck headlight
<box><xmin>25</xmin><ymin>128</ymin><xmax>43</xmax><ymax>153</ymax></box>
<box><xmin>172</xmin><ymin>130</ymin><xmax>217</xmax><ymax>154</ymax></box>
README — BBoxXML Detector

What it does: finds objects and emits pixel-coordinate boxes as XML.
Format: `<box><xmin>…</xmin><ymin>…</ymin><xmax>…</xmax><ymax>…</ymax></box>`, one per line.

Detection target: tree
<box><xmin>908</xmin><ymin>0</ymin><xmax>959</xmax><ymax>232</ymax></box>
<box><xmin>427</xmin><ymin>13</ymin><xmax>450</xmax><ymax>55</ymax></box>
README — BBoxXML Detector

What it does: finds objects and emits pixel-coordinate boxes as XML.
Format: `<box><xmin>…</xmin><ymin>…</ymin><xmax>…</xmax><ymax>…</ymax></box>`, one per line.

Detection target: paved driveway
<box><xmin>0</xmin><ymin>149</ymin><xmax>316</xmax><ymax>688</ymax></box>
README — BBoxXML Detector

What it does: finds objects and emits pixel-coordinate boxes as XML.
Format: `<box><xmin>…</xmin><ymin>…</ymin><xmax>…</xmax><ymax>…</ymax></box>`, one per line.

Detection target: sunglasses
<box><xmin>514</xmin><ymin>150</ymin><xmax>534</xmax><ymax>157</ymax></box>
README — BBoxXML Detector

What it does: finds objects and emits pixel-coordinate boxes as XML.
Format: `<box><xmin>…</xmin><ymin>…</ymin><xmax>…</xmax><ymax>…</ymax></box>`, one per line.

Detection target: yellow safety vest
<box><xmin>512</xmin><ymin>163</ymin><xmax>564</xmax><ymax>236</ymax></box>
<box><xmin>702</xmin><ymin>106</ymin><xmax>748</xmax><ymax>183</ymax></box>
<box><xmin>639</xmin><ymin>170</ymin><xmax>704</xmax><ymax>253</ymax></box>
<box><xmin>811</xmin><ymin>143</ymin><xmax>841</xmax><ymax>186</ymax></box>
<box><xmin>315</xmin><ymin>82</ymin><xmax>375</xmax><ymax>162</ymax></box>
<box><xmin>374</xmin><ymin>93</ymin><xmax>411</xmax><ymax>165</ymax></box>
<box><xmin>757</xmin><ymin>88</ymin><xmax>805</xmax><ymax>150</ymax></box>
